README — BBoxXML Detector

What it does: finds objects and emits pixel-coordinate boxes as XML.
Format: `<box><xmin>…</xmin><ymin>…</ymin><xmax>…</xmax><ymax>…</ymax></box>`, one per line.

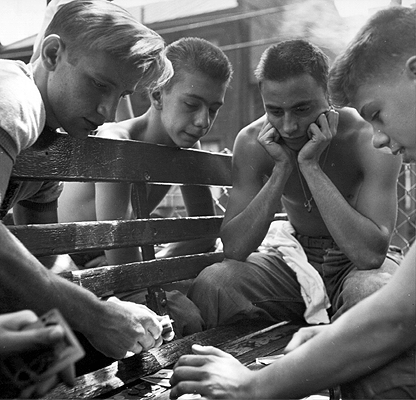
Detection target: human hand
<box><xmin>284</xmin><ymin>324</ymin><xmax>330</xmax><ymax>353</ymax></box>
<box><xmin>88</xmin><ymin>297</ymin><xmax>163</xmax><ymax>359</ymax></box>
<box><xmin>298</xmin><ymin>108</ymin><xmax>339</xmax><ymax>165</ymax></box>
<box><xmin>170</xmin><ymin>344</ymin><xmax>254</xmax><ymax>399</ymax></box>
<box><xmin>0</xmin><ymin>310</ymin><xmax>76</xmax><ymax>398</ymax></box>
<box><xmin>257</xmin><ymin>121</ymin><xmax>294</xmax><ymax>169</ymax></box>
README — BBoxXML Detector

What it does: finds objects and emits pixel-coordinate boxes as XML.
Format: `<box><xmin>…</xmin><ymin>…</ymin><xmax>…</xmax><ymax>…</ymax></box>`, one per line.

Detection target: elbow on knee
<box><xmin>223</xmin><ymin>245</ymin><xmax>247</xmax><ymax>261</ymax></box>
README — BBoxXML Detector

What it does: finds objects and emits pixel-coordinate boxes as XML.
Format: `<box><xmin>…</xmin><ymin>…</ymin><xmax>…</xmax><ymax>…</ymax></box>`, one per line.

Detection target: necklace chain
<box><xmin>294</xmin><ymin>145</ymin><xmax>330</xmax><ymax>213</ymax></box>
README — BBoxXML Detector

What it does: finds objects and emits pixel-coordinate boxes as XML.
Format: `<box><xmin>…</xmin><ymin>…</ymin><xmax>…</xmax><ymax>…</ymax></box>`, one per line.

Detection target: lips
<box><xmin>184</xmin><ymin>131</ymin><xmax>203</xmax><ymax>141</ymax></box>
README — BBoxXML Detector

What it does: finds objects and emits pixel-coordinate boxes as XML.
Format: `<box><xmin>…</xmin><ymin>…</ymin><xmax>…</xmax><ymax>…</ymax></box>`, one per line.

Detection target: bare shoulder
<box><xmin>336</xmin><ymin>107</ymin><xmax>373</xmax><ymax>142</ymax></box>
<box><xmin>233</xmin><ymin>114</ymin><xmax>273</xmax><ymax>174</ymax></box>
<box><xmin>334</xmin><ymin>107</ymin><xmax>376</xmax><ymax>157</ymax></box>
<box><xmin>96</xmin><ymin>117</ymin><xmax>144</xmax><ymax>140</ymax></box>
<box><xmin>234</xmin><ymin>115</ymin><xmax>267</xmax><ymax>154</ymax></box>
<box><xmin>335</xmin><ymin>107</ymin><xmax>401</xmax><ymax>172</ymax></box>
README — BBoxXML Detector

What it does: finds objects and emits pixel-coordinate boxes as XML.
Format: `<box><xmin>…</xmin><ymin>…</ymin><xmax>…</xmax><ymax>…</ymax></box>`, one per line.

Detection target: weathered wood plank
<box><xmin>9</xmin><ymin>216</ymin><xmax>223</xmax><ymax>256</ymax></box>
<box><xmin>147</xmin><ymin>323</ymin><xmax>303</xmax><ymax>400</ymax></box>
<box><xmin>42</xmin><ymin>321</ymin><xmax>301</xmax><ymax>399</ymax></box>
<box><xmin>60</xmin><ymin>252</ymin><xmax>225</xmax><ymax>297</ymax></box>
<box><xmin>11</xmin><ymin>132</ymin><xmax>232</xmax><ymax>186</ymax></box>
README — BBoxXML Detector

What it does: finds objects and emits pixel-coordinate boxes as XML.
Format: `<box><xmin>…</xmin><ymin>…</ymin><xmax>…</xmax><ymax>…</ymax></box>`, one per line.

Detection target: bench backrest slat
<box><xmin>8</xmin><ymin>216</ymin><xmax>224</xmax><ymax>256</ymax></box>
<box><xmin>60</xmin><ymin>252</ymin><xmax>225</xmax><ymax>297</ymax></box>
<box><xmin>11</xmin><ymin>131</ymin><xmax>232</xmax><ymax>186</ymax></box>
<box><xmin>9</xmin><ymin>132</ymin><xmax>232</xmax><ymax>298</ymax></box>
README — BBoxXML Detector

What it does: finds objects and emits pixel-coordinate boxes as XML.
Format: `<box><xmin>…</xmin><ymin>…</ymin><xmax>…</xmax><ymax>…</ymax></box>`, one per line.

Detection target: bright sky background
<box><xmin>0</xmin><ymin>0</ymin><xmax>414</xmax><ymax>46</ymax></box>
<box><xmin>0</xmin><ymin>0</ymin><xmax>158</xmax><ymax>46</ymax></box>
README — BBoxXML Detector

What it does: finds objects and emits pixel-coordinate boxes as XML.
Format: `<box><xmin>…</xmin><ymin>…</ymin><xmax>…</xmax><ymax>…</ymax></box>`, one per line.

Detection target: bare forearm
<box><xmin>0</xmin><ymin>224</ymin><xmax>104</xmax><ymax>335</ymax></box>
<box><xmin>253</xmin><ymin>281</ymin><xmax>415</xmax><ymax>398</ymax></box>
<box><xmin>302</xmin><ymin>165</ymin><xmax>390</xmax><ymax>268</ymax></box>
<box><xmin>221</xmin><ymin>170</ymin><xmax>288</xmax><ymax>260</ymax></box>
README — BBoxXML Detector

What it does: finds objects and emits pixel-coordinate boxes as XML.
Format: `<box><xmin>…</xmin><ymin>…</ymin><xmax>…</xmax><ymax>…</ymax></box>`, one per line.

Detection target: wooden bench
<box><xmin>9</xmin><ymin>130</ymin><xmax>308</xmax><ymax>399</ymax></box>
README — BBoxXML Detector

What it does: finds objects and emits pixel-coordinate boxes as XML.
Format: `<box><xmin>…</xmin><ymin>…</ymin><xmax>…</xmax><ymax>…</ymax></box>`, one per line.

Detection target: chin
<box><xmin>280</xmin><ymin>136</ymin><xmax>309</xmax><ymax>152</ymax></box>
<box><xmin>284</xmin><ymin>141</ymin><xmax>306</xmax><ymax>152</ymax></box>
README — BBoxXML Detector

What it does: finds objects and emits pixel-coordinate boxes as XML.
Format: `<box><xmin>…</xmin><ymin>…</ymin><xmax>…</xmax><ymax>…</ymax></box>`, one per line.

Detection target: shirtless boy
<box><xmin>58</xmin><ymin>37</ymin><xmax>233</xmax><ymax>267</ymax></box>
<box><xmin>187</xmin><ymin>39</ymin><xmax>402</xmax><ymax>328</ymax></box>
<box><xmin>170</xmin><ymin>7</ymin><xmax>415</xmax><ymax>399</ymax></box>
<box><xmin>0</xmin><ymin>0</ymin><xmax>172</xmax><ymax>377</ymax></box>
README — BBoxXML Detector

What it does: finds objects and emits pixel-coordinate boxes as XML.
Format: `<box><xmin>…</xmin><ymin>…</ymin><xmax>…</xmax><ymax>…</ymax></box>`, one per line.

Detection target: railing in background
<box><xmin>392</xmin><ymin>163</ymin><xmax>416</xmax><ymax>253</ymax></box>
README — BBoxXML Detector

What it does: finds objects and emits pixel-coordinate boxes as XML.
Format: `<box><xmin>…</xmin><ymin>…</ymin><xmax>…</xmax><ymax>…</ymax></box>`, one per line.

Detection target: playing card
<box><xmin>0</xmin><ymin>308</ymin><xmax>85</xmax><ymax>389</ymax></box>
<box><xmin>141</xmin><ymin>368</ymin><xmax>173</xmax><ymax>387</ymax></box>
<box><xmin>256</xmin><ymin>353</ymin><xmax>285</xmax><ymax>365</ymax></box>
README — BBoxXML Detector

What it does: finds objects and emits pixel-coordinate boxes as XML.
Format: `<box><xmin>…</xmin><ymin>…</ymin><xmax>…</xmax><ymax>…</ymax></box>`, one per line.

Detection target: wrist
<box><xmin>298</xmin><ymin>159</ymin><xmax>320</xmax><ymax>174</ymax></box>
<box><xmin>272</xmin><ymin>160</ymin><xmax>293</xmax><ymax>177</ymax></box>
<box><xmin>247</xmin><ymin>369</ymin><xmax>265</xmax><ymax>399</ymax></box>
<box><xmin>79</xmin><ymin>297</ymin><xmax>110</xmax><ymax>337</ymax></box>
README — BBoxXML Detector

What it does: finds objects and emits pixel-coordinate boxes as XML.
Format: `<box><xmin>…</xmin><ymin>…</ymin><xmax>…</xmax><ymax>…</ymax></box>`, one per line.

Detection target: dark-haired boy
<box><xmin>188</xmin><ymin>39</ymin><xmax>401</xmax><ymax>329</ymax></box>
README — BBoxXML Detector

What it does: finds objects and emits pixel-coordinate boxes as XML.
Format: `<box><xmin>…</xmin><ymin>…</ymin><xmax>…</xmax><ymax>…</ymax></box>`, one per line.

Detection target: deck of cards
<box><xmin>0</xmin><ymin>308</ymin><xmax>85</xmax><ymax>391</ymax></box>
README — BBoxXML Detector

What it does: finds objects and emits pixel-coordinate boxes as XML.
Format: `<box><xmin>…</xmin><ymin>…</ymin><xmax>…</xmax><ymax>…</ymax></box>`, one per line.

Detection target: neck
<box><xmin>32</xmin><ymin>60</ymin><xmax>59</xmax><ymax>130</ymax></box>
<box><xmin>144</xmin><ymin>107</ymin><xmax>177</xmax><ymax>147</ymax></box>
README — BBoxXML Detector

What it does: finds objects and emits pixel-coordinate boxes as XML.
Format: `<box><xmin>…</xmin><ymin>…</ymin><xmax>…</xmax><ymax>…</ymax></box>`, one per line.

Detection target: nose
<box><xmin>372</xmin><ymin>128</ymin><xmax>390</xmax><ymax>150</ymax></box>
<box><xmin>97</xmin><ymin>96</ymin><xmax>118</xmax><ymax>123</ymax></box>
<box><xmin>194</xmin><ymin>107</ymin><xmax>210</xmax><ymax>130</ymax></box>
<box><xmin>281</xmin><ymin>113</ymin><xmax>297</xmax><ymax>135</ymax></box>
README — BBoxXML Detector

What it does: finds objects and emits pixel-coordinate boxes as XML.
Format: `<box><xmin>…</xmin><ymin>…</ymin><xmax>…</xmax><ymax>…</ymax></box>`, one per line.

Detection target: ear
<box><xmin>151</xmin><ymin>90</ymin><xmax>163</xmax><ymax>110</ymax></box>
<box><xmin>40</xmin><ymin>34</ymin><xmax>65</xmax><ymax>71</ymax></box>
<box><xmin>405</xmin><ymin>55</ymin><xmax>416</xmax><ymax>80</ymax></box>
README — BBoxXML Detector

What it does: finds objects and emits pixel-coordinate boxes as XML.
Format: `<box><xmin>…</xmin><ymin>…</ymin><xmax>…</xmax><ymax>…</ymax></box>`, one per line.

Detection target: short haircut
<box><xmin>44</xmin><ymin>0</ymin><xmax>172</xmax><ymax>91</ymax></box>
<box><xmin>162</xmin><ymin>37</ymin><xmax>233</xmax><ymax>92</ymax></box>
<box><xmin>329</xmin><ymin>6</ymin><xmax>416</xmax><ymax>107</ymax></box>
<box><xmin>254</xmin><ymin>39</ymin><xmax>329</xmax><ymax>93</ymax></box>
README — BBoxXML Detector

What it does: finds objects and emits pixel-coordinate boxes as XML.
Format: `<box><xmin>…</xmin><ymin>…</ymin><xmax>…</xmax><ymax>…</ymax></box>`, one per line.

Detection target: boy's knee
<box><xmin>192</xmin><ymin>260</ymin><xmax>240</xmax><ymax>291</ymax></box>
<box><xmin>344</xmin><ymin>269</ymin><xmax>392</xmax><ymax>304</ymax></box>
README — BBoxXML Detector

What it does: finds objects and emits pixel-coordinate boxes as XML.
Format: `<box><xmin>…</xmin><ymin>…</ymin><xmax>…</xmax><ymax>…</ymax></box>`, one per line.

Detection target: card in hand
<box><xmin>0</xmin><ymin>308</ymin><xmax>85</xmax><ymax>389</ymax></box>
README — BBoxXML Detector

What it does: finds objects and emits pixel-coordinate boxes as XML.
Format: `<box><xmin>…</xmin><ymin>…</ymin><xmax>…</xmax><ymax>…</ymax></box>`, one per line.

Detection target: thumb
<box><xmin>0</xmin><ymin>310</ymin><xmax>38</xmax><ymax>330</ymax></box>
<box><xmin>284</xmin><ymin>332</ymin><xmax>306</xmax><ymax>354</ymax></box>
<box><xmin>6</xmin><ymin>325</ymin><xmax>65</xmax><ymax>355</ymax></box>
<box><xmin>284</xmin><ymin>326</ymin><xmax>323</xmax><ymax>354</ymax></box>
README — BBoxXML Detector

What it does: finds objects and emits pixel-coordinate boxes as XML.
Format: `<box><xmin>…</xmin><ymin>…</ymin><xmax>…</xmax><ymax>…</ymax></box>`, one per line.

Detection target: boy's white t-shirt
<box><xmin>0</xmin><ymin>59</ymin><xmax>45</xmax><ymax>162</ymax></box>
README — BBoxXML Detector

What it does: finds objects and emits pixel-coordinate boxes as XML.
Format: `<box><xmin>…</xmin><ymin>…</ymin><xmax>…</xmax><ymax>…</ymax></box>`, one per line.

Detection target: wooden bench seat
<box><xmin>10</xmin><ymin>130</ymin><xmax>305</xmax><ymax>399</ymax></box>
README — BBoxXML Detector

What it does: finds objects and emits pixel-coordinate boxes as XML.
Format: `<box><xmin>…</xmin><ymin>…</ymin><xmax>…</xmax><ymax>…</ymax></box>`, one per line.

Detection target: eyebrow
<box><xmin>264</xmin><ymin>100</ymin><xmax>313</xmax><ymax>110</ymax></box>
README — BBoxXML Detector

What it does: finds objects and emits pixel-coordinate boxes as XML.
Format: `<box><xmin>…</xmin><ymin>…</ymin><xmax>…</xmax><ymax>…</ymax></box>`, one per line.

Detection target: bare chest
<box><xmin>281</xmin><ymin>151</ymin><xmax>364</xmax><ymax>235</ymax></box>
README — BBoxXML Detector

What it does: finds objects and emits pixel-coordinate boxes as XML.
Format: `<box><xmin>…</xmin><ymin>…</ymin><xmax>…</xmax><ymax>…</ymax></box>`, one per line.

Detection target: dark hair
<box><xmin>44</xmin><ymin>0</ymin><xmax>172</xmax><ymax>90</ymax></box>
<box><xmin>162</xmin><ymin>37</ymin><xmax>233</xmax><ymax>92</ymax></box>
<box><xmin>329</xmin><ymin>6</ymin><xmax>416</xmax><ymax>107</ymax></box>
<box><xmin>254</xmin><ymin>39</ymin><xmax>329</xmax><ymax>93</ymax></box>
